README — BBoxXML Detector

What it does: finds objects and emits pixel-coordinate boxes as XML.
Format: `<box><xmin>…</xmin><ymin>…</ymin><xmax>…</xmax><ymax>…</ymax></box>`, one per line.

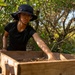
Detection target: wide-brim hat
<box><xmin>11</xmin><ymin>4</ymin><xmax>37</xmax><ymax>21</ymax></box>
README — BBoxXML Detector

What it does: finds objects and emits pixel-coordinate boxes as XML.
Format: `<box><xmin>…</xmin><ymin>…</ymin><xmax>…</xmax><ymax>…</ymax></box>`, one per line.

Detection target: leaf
<box><xmin>0</xmin><ymin>2</ymin><xmax>7</xmax><ymax>6</ymax></box>
<box><xmin>0</xmin><ymin>0</ymin><xmax>4</xmax><ymax>2</ymax></box>
<box><xmin>20</xmin><ymin>0</ymin><xmax>23</xmax><ymax>2</ymax></box>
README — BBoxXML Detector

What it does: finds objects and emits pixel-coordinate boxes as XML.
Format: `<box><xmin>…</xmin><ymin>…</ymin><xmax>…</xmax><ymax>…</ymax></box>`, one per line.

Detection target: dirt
<box><xmin>17</xmin><ymin>57</ymin><xmax>47</xmax><ymax>62</ymax></box>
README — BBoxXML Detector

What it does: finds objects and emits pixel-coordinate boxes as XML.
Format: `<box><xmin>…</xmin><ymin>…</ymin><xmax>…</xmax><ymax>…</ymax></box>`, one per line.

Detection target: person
<box><xmin>2</xmin><ymin>4</ymin><xmax>56</xmax><ymax>60</ymax></box>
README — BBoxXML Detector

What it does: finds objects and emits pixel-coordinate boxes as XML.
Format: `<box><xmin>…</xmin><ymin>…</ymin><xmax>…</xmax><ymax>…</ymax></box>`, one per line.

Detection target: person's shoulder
<box><xmin>7</xmin><ymin>21</ymin><xmax>17</xmax><ymax>25</ymax></box>
<box><xmin>27</xmin><ymin>24</ymin><xmax>33</xmax><ymax>29</ymax></box>
<box><xmin>27</xmin><ymin>24</ymin><xmax>36</xmax><ymax>32</ymax></box>
<box><xmin>4</xmin><ymin>21</ymin><xmax>17</xmax><ymax>31</ymax></box>
<box><xmin>4</xmin><ymin>21</ymin><xmax>17</xmax><ymax>32</ymax></box>
<box><xmin>6</xmin><ymin>21</ymin><xmax>17</xmax><ymax>28</ymax></box>
<box><xmin>27</xmin><ymin>25</ymin><xmax>36</xmax><ymax>36</ymax></box>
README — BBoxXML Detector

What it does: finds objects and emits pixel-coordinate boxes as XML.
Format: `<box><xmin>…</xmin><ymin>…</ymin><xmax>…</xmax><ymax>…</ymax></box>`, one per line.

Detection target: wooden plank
<box><xmin>18</xmin><ymin>60</ymin><xmax>75</xmax><ymax>75</ymax></box>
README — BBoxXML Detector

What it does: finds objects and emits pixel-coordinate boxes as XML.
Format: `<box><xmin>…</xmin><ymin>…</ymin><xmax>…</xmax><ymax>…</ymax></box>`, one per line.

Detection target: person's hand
<box><xmin>47</xmin><ymin>53</ymin><xmax>57</xmax><ymax>60</ymax></box>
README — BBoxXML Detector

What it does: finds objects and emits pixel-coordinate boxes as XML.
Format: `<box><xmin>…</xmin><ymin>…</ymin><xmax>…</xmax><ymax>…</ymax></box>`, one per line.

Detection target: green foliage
<box><xmin>62</xmin><ymin>43</ymin><xmax>75</xmax><ymax>54</ymax></box>
<box><xmin>0</xmin><ymin>0</ymin><xmax>75</xmax><ymax>54</ymax></box>
<box><xmin>0</xmin><ymin>2</ymin><xmax>7</xmax><ymax>6</ymax></box>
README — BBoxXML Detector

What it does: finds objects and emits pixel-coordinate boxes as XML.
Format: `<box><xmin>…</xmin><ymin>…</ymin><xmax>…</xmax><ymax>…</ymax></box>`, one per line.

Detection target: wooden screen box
<box><xmin>1</xmin><ymin>51</ymin><xmax>75</xmax><ymax>75</ymax></box>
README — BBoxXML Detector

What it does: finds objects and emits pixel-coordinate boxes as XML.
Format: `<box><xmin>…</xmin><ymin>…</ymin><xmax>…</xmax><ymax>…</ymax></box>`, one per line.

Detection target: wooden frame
<box><xmin>1</xmin><ymin>51</ymin><xmax>75</xmax><ymax>75</ymax></box>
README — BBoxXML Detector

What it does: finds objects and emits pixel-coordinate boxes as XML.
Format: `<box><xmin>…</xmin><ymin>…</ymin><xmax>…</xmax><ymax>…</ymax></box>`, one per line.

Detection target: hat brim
<box><xmin>11</xmin><ymin>11</ymin><xmax>37</xmax><ymax>21</ymax></box>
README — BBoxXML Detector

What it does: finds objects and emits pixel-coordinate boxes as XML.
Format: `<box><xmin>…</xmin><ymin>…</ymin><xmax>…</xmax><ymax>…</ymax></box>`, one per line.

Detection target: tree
<box><xmin>0</xmin><ymin>0</ymin><xmax>75</xmax><ymax>53</ymax></box>
<box><xmin>36</xmin><ymin>0</ymin><xmax>75</xmax><ymax>53</ymax></box>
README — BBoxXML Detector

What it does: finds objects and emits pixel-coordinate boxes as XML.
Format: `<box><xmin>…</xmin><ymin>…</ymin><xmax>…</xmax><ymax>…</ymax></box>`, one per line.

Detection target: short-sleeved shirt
<box><xmin>4</xmin><ymin>21</ymin><xmax>36</xmax><ymax>51</ymax></box>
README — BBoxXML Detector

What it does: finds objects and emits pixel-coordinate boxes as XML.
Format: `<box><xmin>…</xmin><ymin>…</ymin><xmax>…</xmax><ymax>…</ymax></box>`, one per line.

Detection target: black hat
<box><xmin>11</xmin><ymin>4</ymin><xmax>37</xmax><ymax>21</ymax></box>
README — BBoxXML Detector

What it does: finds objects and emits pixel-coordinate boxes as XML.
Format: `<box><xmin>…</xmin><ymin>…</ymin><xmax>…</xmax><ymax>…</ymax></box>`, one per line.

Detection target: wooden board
<box><xmin>1</xmin><ymin>51</ymin><xmax>75</xmax><ymax>75</ymax></box>
<box><xmin>18</xmin><ymin>60</ymin><xmax>75</xmax><ymax>75</ymax></box>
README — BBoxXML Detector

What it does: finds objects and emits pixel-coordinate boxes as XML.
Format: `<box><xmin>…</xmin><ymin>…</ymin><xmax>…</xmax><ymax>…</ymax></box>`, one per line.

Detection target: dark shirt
<box><xmin>4</xmin><ymin>21</ymin><xmax>36</xmax><ymax>51</ymax></box>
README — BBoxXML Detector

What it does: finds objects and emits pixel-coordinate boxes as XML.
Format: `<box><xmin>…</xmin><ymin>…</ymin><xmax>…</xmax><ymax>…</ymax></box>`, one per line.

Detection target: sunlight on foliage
<box><xmin>0</xmin><ymin>2</ymin><xmax>7</xmax><ymax>6</ymax></box>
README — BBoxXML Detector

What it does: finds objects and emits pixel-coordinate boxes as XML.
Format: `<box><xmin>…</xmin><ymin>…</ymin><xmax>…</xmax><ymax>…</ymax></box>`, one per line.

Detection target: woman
<box><xmin>3</xmin><ymin>4</ymin><xmax>56</xmax><ymax>60</ymax></box>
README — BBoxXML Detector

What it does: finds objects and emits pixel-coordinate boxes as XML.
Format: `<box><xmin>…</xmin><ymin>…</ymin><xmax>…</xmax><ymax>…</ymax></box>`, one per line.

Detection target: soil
<box><xmin>17</xmin><ymin>57</ymin><xmax>47</xmax><ymax>62</ymax></box>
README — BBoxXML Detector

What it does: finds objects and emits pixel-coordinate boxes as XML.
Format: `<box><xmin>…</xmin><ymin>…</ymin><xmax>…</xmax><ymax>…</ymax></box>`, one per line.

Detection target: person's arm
<box><xmin>32</xmin><ymin>32</ymin><xmax>56</xmax><ymax>60</ymax></box>
<box><xmin>2</xmin><ymin>31</ymin><xmax>9</xmax><ymax>50</ymax></box>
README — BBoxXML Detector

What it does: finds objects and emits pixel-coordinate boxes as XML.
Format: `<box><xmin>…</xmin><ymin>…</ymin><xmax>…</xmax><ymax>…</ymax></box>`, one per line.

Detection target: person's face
<box><xmin>19</xmin><ymin>12</ymin><xmax>32</xmax><ymax>25</ymax></box>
